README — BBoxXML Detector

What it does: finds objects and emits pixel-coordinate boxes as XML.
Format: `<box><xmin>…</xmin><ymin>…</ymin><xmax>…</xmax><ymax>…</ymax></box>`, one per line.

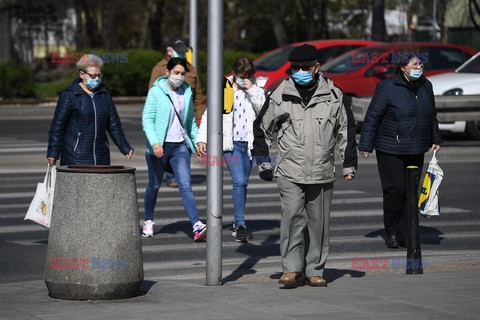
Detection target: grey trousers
<box><xmin>276</xmin><ymin>176</ymin><xmax>334</xmax><ymax>277</ymax></box>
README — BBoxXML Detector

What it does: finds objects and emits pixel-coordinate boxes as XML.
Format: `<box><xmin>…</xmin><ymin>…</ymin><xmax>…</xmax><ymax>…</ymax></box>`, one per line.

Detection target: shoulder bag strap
<box><xmin>166</xmin><ymin>94</ymin><xmax>185</xmax><ymax>128</ymax></box>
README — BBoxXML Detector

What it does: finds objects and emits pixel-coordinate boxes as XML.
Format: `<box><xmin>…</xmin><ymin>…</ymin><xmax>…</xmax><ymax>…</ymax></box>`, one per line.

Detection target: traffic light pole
<box><xmin>205</xmin><ymin>0</ymin><xmax>223</xmax><ymax>286</ymax></box>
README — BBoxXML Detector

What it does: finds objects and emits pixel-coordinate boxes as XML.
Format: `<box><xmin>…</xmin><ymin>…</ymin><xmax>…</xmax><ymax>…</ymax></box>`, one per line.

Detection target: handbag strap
<box><xmin>166</xmin><ymin>94</ymin><xmax>185</xmax><ymax>128</ymax></box>
<box><xmin>431</xmin><ymin>150</ymin><xmax>438</xmax><ymax>163</ymax></box>
<box><xmin>44</xmin><ymin>163</ymin><xmax>52</xmax><ymax>192</ymax></box>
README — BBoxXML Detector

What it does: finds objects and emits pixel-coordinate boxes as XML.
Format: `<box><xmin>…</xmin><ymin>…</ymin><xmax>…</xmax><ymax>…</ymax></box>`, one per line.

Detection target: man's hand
<box><xmin>126</xmin><ymin>149</ymin><xmax>134</xmax><ymax>159</ymax></box>
<box><xmin>258</xmin><ymin>162</ymin><xmax>274</xmax><ymax>181</ymax></box>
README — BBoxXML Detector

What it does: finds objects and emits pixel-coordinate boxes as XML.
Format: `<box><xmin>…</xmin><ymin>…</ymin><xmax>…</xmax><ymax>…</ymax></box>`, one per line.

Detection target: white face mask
<box><xmin>168</xmin><ymin>74</ymin><xmax>185</xmax><ymax>88</ymax></box>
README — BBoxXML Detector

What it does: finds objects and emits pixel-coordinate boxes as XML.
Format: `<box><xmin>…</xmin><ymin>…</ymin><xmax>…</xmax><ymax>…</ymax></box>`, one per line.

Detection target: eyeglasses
<box><xmin>82</xmin><ymin>71</ymin><xmax>103</xmax><ymax>79</ymax></box>
<box><xmin>410</xmin><ymin>62</ymin><xmax>424</xmax><ymax>68</ymax></box>
<box><xmin>291</xmin><ymin>63</ymin><xmax>317</xmax><ymax>71</ymax></box>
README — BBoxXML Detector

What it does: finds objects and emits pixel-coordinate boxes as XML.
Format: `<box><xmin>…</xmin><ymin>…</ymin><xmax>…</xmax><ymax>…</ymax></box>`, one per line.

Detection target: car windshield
<box><xmin>320</xmin><ymin>47</ymin><xmax>389</xmax><ymax>73</ymax></box>
<box><xmin>457</xmin><ymin>54</ymin><xmax>480</xmax><ymax>73</ymax></box>
<box><xmin>254</xmin><ymin>46</ymin><xmax>294</xmax><ymax>71</ymax></box>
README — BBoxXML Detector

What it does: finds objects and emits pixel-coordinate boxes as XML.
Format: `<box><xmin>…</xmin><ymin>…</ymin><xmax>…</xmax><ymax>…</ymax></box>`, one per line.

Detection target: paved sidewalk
<box><xmin>2</xmin><ymin>260</ymin><xmax>479</xmax><ymax>320</ymax></box>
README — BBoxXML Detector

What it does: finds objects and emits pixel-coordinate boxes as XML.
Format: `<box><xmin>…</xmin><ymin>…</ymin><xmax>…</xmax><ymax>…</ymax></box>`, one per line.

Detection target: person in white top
<box><xmin>196</xmin><ymin>57</ymin><xmax>266</xmax><ymax>242</ymax></box>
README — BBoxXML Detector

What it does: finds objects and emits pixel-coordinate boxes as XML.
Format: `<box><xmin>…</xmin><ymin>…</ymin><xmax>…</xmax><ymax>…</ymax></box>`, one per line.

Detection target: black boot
<box><xmin>386</xmin><ymin>235</ymin><xmax>399</xmax><ymax>249</ymax></box>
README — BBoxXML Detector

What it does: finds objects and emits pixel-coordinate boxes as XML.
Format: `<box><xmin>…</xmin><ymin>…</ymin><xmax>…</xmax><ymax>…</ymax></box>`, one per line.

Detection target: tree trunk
<box><xmin>371</xmin><ymin>0</ymin><xmax>386</xmax><ymax>41</ymax></box>
<box><xmin>268</xmin><ymin>0</ymin><xmax>287</xmax><ymax>46</ymax></box>
<box><xmin>320</xmin><ymin>0</ymin><xmax>329</xmax><ymax>39</ymax></box>
<box><xmin>149</xmin><ymin>0</ymin><xmax>164</xmax><ymax>51</ymax></box>
<box><xmin>0</xmin><ymin>0</ymin><xmax>12</xmax><ymax>62</ymax></box>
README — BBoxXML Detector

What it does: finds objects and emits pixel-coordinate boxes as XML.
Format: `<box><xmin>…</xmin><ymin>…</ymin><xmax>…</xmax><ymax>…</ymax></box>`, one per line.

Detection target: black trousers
<box><xmin>376</xmin><ymin>151</ymin><xmax>424</xmax><ymax>240</ymax></box>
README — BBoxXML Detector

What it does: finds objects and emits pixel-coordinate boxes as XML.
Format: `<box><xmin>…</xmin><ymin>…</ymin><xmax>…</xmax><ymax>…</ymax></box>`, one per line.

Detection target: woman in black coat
<box><xmin>47</xmin><ymin>54</ymin><xmax>133</xmax><ymax>166</ymax></box>
<box><xmin>358</xmin><ymin>46</ymin><xmax>442</xmax><ymax>249</ymax></box>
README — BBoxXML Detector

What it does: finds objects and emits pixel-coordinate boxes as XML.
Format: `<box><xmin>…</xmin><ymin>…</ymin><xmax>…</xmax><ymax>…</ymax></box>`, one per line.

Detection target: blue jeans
<box><xmin>224</xmin><ymin>141</ymin><xmax>252</xmax><ymax>227</ymax></box>
<box><xmin>144</xmin><ymin>142</ymin><xmax>200</xmax><ymax>226</ymax></box>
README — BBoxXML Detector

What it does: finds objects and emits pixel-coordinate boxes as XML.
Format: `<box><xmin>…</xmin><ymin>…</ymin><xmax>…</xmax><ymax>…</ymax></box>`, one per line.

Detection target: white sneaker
<box><xmin>193</xmin><ymin>221</ymin><xmax>207</xmax><ymax>241</ymax></box>
<box><xmin>142</xmin><ymin>220</ymin><xmax>154</xmax><ymax>237</ymax></box>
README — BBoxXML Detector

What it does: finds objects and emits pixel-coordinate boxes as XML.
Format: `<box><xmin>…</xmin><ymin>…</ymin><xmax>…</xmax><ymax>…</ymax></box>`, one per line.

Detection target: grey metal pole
<box><xmin>189</xmin><ymin>0</ymin><xmax>198</xmax><ymax>67</ymax></box>
<box><xmin>406</xmin><ymin>166</ymin><xmax>423</xmax><ymax>275</ymax></box>
<box><xmin>206</xmin><ymin>0</ymin><xmax>223</xmax><ymax>286</ymax></box>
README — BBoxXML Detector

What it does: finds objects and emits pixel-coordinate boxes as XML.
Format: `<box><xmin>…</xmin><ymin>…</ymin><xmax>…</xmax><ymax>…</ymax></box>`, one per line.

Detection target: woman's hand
<box><xmin>126</xmin><ymin>149</ymin><xmax>134</xmax><ymax>159</ymax></box>
<box><xmin>196</xmin><ymin>143</ymin><xmax>207</xmax><ymax>157</ymax></box>
<box><xmin>343</xmin><ymin>174</ymin><xmax>355</xmax><ymax>181</ymax></box>
<box><xmin>243</xmin><ymin>78</ymin><xmax>253</xmax><ymax>89</ymax></box>
<box><xmin>152</xmin><ymin>144</ymin><xmax>164</xmax><ymax>158</ymax></box>
<box><xmin>359</xmin><ymin>151</ymin><xmax>370</xmax><ymax>158</ymax></box>
<box><xmin>47</xmin><ymin>157</ymin><xmax>56</xmax><ymax>165</ymax></box>
<box><xmin>430</xmin><ymin>144</ymin><xmax>441</xmax><ymax>152</ymax></box>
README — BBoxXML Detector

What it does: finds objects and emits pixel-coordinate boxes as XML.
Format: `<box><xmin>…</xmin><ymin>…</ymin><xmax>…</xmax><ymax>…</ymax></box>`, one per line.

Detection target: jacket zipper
<box><xmin>396</xmin><ymin>95</ymin><xmax>420</xmax><ymax>144</ymax></box>
<box><xmin>74</xmin><ymin>133</ymin><xmax>81</xmax><ymax>151</ymax></box>
<box><xmin>91</xmin><ymin>94</ymin><xmax>98</xmax><ymax>165</ymax></box>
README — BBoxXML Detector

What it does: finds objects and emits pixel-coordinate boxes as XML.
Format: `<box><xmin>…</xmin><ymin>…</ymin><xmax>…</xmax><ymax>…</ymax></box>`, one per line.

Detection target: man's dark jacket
<box><xmin>359</xmin><ymin>73</ymin><xmax>442</xmax><ymax>154</ymax></box>
<box><xmin>47</xmin><ymin>79</ymin><xmax>132</xmax><ymax>165</ymax></box>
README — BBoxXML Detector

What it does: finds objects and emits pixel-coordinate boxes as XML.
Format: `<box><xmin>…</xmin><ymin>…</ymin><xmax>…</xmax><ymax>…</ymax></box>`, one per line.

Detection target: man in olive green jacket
<box><xmin>253</xmin><ymin>44</ymin><xmax>357</xmax><ymax>288</ymax></box>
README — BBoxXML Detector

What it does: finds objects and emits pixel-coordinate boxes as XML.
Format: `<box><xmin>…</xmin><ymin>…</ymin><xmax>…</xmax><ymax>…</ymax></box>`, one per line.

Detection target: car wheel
<box><xmin>465</xmin><ymin>121</ymin><xmax>480</xmax><ymax>140</ymax></box>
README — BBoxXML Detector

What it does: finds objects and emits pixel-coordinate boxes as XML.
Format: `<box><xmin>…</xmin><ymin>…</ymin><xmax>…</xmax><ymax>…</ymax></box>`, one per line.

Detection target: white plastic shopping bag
<box><xmin>418</xmin><ymin>151</ymin><xmax>443</xmax><ymax>218</ymax></box>
<box><xmin>24</xmin><ymin>164</ymin><xmax>56</xmax><ymax>228</ymax></box>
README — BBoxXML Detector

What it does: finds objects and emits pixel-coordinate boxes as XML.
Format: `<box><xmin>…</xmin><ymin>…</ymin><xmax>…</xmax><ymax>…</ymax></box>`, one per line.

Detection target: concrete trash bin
<box><xmin>44</xmin><ymin>165</ymin><xmax>143</xmax><ymax>300</ymax></box>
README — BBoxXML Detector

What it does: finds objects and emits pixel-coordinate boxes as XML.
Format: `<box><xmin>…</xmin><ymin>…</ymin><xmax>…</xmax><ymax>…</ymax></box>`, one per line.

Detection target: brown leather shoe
<box><xmin>305</xmin><ymin>276</ymin><xmax>327</xmax><ymax>287</ymax></box>
<box><xmin>278</xmin><ymin>272</ymin><xmax>304</xmax><ymax>287</ymax></box>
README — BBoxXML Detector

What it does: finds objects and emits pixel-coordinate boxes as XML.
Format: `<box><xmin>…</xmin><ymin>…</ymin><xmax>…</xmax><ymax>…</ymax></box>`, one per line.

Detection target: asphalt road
<box><xmin>1</xmin><ymin>105</ymin><xmax>479</xmax><ymax>284</ymax></box>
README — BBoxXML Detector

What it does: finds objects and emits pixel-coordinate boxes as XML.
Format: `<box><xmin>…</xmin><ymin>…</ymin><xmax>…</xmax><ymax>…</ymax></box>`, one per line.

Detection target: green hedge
<box><xmin>0</xmin><ymin>62</ymin><xmax>36</xmax><ymax>98</ymax></box>
<box><xmin>100</xmin><ymin>49</ymin><xmax>162</xmax><ymax>96</ymax></box>
<box><xmin>1</xmin><ymin>49</ymin><xmax>263</xmax><ymax>98</ymax></box>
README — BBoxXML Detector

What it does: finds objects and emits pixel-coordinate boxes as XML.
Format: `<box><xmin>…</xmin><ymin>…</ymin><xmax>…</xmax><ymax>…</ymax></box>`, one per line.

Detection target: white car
<box><xmin>428</xmin><ymin>52</ymin><xmax>480</xmax><ymax>139</ymax></box>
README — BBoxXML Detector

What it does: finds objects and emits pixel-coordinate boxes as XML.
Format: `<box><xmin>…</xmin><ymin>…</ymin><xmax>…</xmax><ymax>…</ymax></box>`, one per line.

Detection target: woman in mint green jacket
<box><xmin>141</xmin><ymin>58</ymin><xmax>206</xmax><ymax>241</ymax></box>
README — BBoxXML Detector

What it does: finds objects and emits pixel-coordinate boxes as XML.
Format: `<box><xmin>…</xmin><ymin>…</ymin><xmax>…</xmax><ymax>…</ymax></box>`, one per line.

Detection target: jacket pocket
<box><xmin>290</xmin><ymin>118</ymin><xmax>304</xmax><ymax>141</ymax></box>
<box><xmin>277</xmin><ymin>120</ymin><xmax>291</xmax><ymax>142</ymax></box>
<box><xmin>315</xmin><ymin>117</ymin><xmax>335</xmax><ymax>149</ymax></box>
<box><xmin>73</xmin><ymin>133</ymin><xmax>81</xmax><ymax>151</ymax></box>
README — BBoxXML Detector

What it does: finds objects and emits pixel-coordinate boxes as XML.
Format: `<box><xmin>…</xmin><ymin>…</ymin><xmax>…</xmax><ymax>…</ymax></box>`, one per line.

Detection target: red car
<box><xmin>254</xmin><ymin>39</ymin><xmax>380</xmax><ymax>92</ymax></box>
<box><xmin>320</xmin><ymin>42</ymin><xmax>478</xmax><ymax>100</ymax></box>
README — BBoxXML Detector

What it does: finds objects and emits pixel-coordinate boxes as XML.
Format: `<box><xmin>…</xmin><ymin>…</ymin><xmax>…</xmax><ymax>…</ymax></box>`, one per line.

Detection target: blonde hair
<box><xmin>76</xmin><ymin>54</ymin><xmax>104</xmax><ymax>72</ymax></box>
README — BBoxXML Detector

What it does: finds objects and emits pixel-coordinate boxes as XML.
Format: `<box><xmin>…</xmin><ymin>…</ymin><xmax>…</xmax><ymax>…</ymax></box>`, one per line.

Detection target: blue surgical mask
<box><xmin>235</xmin><ymin>77</ymin><xmax>245</xmax><ymax>88</ymax></box>
<box><xmin>86</xmin><ymin>78</ymin><xmax>102</xmax><ymax>89</ymax></box>
<box><xmin>291</xmin><ymin>70</ymin><xmax>313</xmax><ymax>85</ymax></box>
<box><xmin>173</xmin><ymin>50</ymin><xmax>186</xmax><ymax>59</ymax></box>
<box><xmin>408</xmin><ymin>68</ymin><xmax>423</xmax><ymax>80</ymax></box>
